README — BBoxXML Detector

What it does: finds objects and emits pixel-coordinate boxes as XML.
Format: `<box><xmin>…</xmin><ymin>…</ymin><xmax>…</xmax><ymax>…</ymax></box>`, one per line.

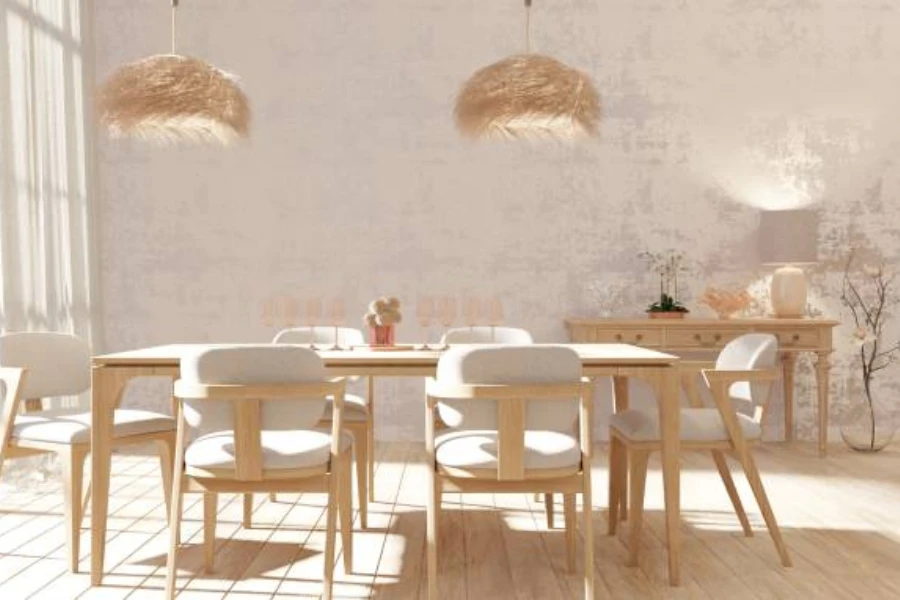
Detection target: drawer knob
<box><xmin>635</xmin><ymin>334</ymin><xmax>644</xmax><ymax>342</ymax></box>
<box><xmin>714</xmin><ymin>334</ymin><xmax>722</xmax><ymax>342</ymax></box>
<box><xmin>793</xmin><ymin>334</ymin><xmax>800</xmax><ymax>342</ymax></box>
<box><xmin>694</xmin><ymin>334</ymin><xmax>701</xmax><ymax>341</ymax></box>
<box><xmin>615</xmin><ymin>334</ymin><xmax>623</xmax><ymax>342</ymax></box>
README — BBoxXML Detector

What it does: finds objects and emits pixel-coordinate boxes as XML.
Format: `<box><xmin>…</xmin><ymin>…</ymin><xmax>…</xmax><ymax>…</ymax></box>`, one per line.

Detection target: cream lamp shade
<box><xmin>758</xmin><ymin>210</ymin><xmax>818</xmax><ymax>318</ymax></box>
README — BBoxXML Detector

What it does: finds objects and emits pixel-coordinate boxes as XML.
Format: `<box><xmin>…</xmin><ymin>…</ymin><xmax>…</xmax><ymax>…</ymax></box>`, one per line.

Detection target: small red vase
<box><xmin>370</xmin><ymin>325</ymin><xmax>395</xmax><ymax>346</ymax></box>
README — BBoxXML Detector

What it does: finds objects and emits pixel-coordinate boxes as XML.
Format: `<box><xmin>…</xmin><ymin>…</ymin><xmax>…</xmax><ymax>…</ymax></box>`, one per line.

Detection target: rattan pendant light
<box><xmin>455</xmin><ymin>0</ymin><xmax>600</xmax><ymax>140</ymax></box>
<box><xmin>97</xmin><ymin>0</ymin><xmax>250</xmax><ymax>145</ymax></box>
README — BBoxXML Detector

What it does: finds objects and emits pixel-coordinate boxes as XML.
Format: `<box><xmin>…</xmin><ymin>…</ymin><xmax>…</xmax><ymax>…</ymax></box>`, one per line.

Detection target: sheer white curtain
<box><xmin>0</xmin><ymin>0</ymin><xmax>96</xmax><ymax>412</ymax></box>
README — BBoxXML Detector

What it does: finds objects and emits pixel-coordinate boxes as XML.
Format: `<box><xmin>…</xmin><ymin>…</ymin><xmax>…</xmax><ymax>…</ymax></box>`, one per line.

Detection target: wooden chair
<box><xmin>247</xmin><ymin>327</ymin><xmax>371</xmax><ymax>529</ymax></box>
<box><xmin>441</xmin><ymin>326</ymin><xmax>533</xmax><ymax>345</ymax></box>
<box><xmin>165</xmin><ymin>345</ymin><xmax>353</xmax><ymax>600</ymax></box>
<box><xmin>424</xmin><ymin>345</ymin><xmax>595</xmax><ymax>599</ymax></box>
<box><xmin>0</xmin><ymin>332</ymin><xmax>176</xmax><ymax>572</ymax></box>
<box><xmin>439</xmin><ymin>326</ymin><xmax>567</xmax><ymax>522</ymax></box>
<box><xmin>608</xmin><ymin>333</ymin><xmax>792</xmax><ymax>569</ymax></box>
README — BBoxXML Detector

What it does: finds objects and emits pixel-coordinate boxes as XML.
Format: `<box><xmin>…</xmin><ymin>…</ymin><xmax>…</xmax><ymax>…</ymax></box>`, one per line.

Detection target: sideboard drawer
<box><xmin>666</xmin><ymin>329</ymin><xmax>743</xmax><ymax>348</ymax></box>
<box><xmin>770</xmin><ymin>329</ymin><xmax>820</xmax><ymax>349</ymax></box>
<box><xmin>592</xmin><ymin>328</ymin><xmax>662</xmax><ymax>346</ymax></box>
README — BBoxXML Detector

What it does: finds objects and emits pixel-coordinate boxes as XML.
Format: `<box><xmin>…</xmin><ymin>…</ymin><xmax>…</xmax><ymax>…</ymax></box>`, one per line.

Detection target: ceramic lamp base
<box><xmin>770</xmin><ymin>265</ymin><xmax>807</xmax><ymax>318</ymax></box>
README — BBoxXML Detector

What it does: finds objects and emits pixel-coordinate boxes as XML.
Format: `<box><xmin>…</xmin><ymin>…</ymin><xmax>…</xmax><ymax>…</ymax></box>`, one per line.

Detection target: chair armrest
<box><xmin>679</xmin><ymin>361</ymin><xmax>717</xmax><ymax>374</ymax></box>
<box><xmin>0</xmin><ymin>368</ymin><xmax>28</xmax><ymax>448</ymax></box>
<box><xmin>702</xmin><ymin>368</ymin><xmax>779</xmax><ymax>386</ymax></box>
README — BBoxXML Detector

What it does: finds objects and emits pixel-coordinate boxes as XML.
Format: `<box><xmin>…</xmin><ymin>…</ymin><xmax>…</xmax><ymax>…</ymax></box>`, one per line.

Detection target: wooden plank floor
<box><xmin>1</xmin><ymin>442</ymin><xmax>900</xmax><ymax>599</ymax></box>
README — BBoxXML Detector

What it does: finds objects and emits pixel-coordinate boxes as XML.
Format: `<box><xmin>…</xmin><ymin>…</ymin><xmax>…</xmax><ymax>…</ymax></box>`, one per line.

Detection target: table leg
<box><xmin>816</xmin><ymin>351</ymin><xmax>831</xmax><ymax>458</ymax></box>
<box><xmin>658</xmin><ymin>366</ymin><xmax>681</xmax><ymax>586</ymax></box>
<box><xmin>781</xmin><ymin>353</ymin><xmax>796</xmax><ymax>443</ymax></box>
<box><xmin>90</xmin><ymin>367</ymin><xmax>126</xmax><ymax>585</ymax></box>
<box><xmin>612</xmin><ymin>375</ymin><xmax>629</xmax><ymax>521</ymax></box>
<box><xmin>367</xmin><ymin>376</ymin><xmax>375</xmax><ymax>503</ymax></box>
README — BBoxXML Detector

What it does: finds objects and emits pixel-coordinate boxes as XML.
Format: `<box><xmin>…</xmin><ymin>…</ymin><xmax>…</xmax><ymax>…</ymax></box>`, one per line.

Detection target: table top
<box><xmin>93</xmin><ymin>343</ymin><xmax>679</xmax><ymax>368</ymax></box>
<box><xmin>565</xmin><ymin>317</ymin><xmax>839</xmax><ymax>327</ymax></box>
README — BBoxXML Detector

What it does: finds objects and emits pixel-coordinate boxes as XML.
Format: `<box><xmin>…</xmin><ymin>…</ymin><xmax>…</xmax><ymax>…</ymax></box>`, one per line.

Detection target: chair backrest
<box><xmin>273</xmin><ymin>327</ymin><xmax>365</xmax><ymax>348</ymax></box>
<box><xmin>441</xmin><ymin>326</ymin><xmax>533</xmax><ymax>344</ymax></box>
<box><xmin>435</xmin><ymin>345</ymin><xmax>580</xmax><ymax>431</ymax></box>
<box><xmin>0</xmin><ymin>332</ymin><xmax>90</xmax><ymax>400</ymax></box>
<box><xmin>715</xmin><ymin>333</ymin><xmax>778</xmax><ymax>420</ymax></box>
<box><xmin>177</xmin><ymin>345</ymin><xmax>328</xmax><ymax>438</ymax></box>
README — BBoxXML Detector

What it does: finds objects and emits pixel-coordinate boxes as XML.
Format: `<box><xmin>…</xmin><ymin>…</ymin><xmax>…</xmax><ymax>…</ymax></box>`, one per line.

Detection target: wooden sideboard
<box><xmin>565</xmin><ymin>317</ymin><xmax>839</xmax><ymax>457</ymax></box>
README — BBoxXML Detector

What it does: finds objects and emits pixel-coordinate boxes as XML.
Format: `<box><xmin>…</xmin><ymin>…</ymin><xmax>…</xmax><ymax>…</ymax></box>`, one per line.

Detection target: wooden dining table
<box><xmin>89</xmin><ymin>343</ymin><xmax>682</xmax><ymax>587</ymax></box>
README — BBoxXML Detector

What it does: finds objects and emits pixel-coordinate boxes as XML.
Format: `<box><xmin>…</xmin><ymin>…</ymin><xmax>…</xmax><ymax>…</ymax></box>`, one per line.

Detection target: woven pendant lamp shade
<box><xmin>97</xmin><ymin>1</ymin><xmax>250</xmax><ymax>145</ymax></box>
<box><xmin>454</xmin><ymin>0</ymin><xmax>599</xmax><ymax>140</ymax></box>
<box><xmin>455</xmin><ymin>53</ymin><xmax>599</xmax><ymax>140</ymax></box>
<box><xmin>98</xmin><ymin>55</ymin><xmax>249</xmax><ymax>145</ymax></box>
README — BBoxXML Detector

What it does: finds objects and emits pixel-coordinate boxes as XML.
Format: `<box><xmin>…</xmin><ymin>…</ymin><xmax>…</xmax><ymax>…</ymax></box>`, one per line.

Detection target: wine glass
<box><xmin>417</xmin><ymin>296</ymin><xmax>435</xmax><ymax>350</ymax></box>
<box><xmin>461</xmin><ymin>296</ymin><xmax>481</xmax><ymax>336</ymax></box>
<box><xmin>304</xmin><ymin>296</ymin><xmax>323</xmax><ymax>349</ymax></box>
<box><xmin>261</xmin><ymin>296</ymin><xmax>276</xmax><ymax>328</ymax></box>
<box><xmin>329</xmin><ymin>299</ymin><xmax>346</xmax><ymax>350</ymax></box>
<box><xmin>283</xmin><ymin>295</ymin><xmax>300</xmax><ymax>328</ymax></box>
<box><xmin>485</xmin><ymin>296</ymin><xmax>504</xmax><ymax>342</ymax></box>
<box><xmin>437</xmin><ymin>296</ymin><xmax>457</xmax><ymax>350</ymax></box>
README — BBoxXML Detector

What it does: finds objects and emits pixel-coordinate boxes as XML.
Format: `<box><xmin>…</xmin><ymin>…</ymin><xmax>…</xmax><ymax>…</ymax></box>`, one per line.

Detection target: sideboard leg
<box><xmin>815</xmin><ymin>352</ymin><xmax>831</xmax><ymax>458</ymax></box>
<box><xmin>781</xmin><ymin>353</ymin><xmax>796</xmax><ymax>443</ymax></box>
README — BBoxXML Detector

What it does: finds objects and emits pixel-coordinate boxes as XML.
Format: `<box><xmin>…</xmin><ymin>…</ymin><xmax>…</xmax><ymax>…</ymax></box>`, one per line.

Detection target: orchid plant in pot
<box><xmin>639</xmin><ymin>249</ymin><xmax>690</xmax><ymax>318</ymax></box>
<box><xmin>839</xmin><ymin>249</ymin><xmax>899</xmax><ymax>452</ymax></box>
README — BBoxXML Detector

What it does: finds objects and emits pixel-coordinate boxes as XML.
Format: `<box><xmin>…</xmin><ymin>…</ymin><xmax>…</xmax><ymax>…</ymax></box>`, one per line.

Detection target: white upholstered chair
<box><xmin>425</xmin><ymin>346</ymin><xmax>595</xmax><ymax>599</ymax></box>
<box><xmin>441</xmin><ymin>326</ymin><xmax>533</xmax><ymax>345</ymax></box>
<box><xmin>608</xmin><ymin>333</ymin><xmax>791</xmax><ymax>568</ymax></box>
<box><xmin>266</xmin><ymin>326</ymin><xmax>371</xmax><ymax>528</ymax></box>
<box><xmin>165</xmin><ymin>345</ymin><xmax>353</xmax><ymax>600</ymax></box>
<box><xmin>0</xmin><ymin>332</ymin><xmax>176</xmax><ymax>572</ymax></box>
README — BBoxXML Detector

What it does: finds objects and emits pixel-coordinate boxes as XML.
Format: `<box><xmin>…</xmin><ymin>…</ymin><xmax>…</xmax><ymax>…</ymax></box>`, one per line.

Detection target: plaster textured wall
<box><xmin>93</xmin><ymin>0</ymin><xmax>900</xmax><ymax>441</ymax></box>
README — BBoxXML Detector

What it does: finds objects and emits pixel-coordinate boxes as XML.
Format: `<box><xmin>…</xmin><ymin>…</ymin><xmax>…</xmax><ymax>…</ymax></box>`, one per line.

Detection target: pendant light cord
<box><xmin>524</xmin><ymin>0</ymin><xmax>532</xmax><ymax>53</ymax></box>
<box><xmin>171</xmin><ymin>0</ymin><xmax>179</xmax><ymax>54</ymax></box>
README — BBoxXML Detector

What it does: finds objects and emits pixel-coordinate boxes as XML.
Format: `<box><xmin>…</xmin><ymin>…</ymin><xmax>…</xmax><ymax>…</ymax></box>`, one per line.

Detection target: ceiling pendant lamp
<box><xmin>455</xmin><ymin>0</ymin><xmax>600</xmax><ymax>140</ymax></box>
<box><xmin>97</xmin><ymin>0</ymin><xmax>250</xmax><ymax>146</ymax></box>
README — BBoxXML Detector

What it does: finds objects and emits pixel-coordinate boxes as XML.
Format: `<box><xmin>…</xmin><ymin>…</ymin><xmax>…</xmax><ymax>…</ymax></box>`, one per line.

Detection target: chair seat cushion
<box><xmin>319</xmin><ymin>394</ymin><xmax>368</xmax><ymax>423</ymax></box>
<box><xmin>12</xmin><ymin>409</ymin><xmax>174</xmax><ymax>445</ymax></box>
<box><xmin>434</xmin><ymin>430</ymin><xmax>581</xmax><ymax>472</ymax></box>
<box><xmin>184</xmin><ymin>429</ymin><xmax>353</xmax><ymax>471</ymax></box>
<box><xmin>609</xmin><ymin>408</ymin><xmax>761</xmax><ymax>443</ymax></box>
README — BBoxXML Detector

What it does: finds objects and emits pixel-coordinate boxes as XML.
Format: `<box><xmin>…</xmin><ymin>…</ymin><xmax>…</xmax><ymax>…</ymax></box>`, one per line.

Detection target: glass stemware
<box><xmin>462</xmin><ymin>296</ymin><xmax>481</xmax><ymax>336</ymax></box>
<box><xmin>329</xmin><ymin>299</ymin><xmax>346</xmax><ymax>350</ymax></box>
<box><xmin>283</xmin><ymin>295</ymin><xmax>300</xmax><ymax>329</ymax></box>
<box><xmin>485</xmin><ymin>296</ymin><xmax>504</xmax><ymax>342</ymax></box>
<box><xmin>437</xmin><ymin>296</ymin><xmax>457</xmax><ymax>350</ymax></box>
<box><xmin>304</xmin><ymin>296</ymin><xmax>323</xmax><ymax>349</ymax></box>
<box><xmin>417</xmin><ymin>296</ymin><xmax>435</xmax><ymax>350</ymax></box>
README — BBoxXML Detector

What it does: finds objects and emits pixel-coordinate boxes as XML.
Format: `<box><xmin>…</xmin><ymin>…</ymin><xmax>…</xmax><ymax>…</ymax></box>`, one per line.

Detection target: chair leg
<box><xmin>165</xmin><ymin>443</ymin><xmax>186</xmax><ymax>599</ymax></box>
<box><xmin>618</xmin><ymin>442</ymin><xmax>628</xmax><ymax>523</ymax></box>
<box><xmin>242</xmin><ymin>494</ymin><xmax>253</xmax><ymax>528</ymax></box>
<box><xmin>338</xmin><ymin>451</ymin><xmax>354</xmax><ymax>574</ymax></box>
<box><xmin>366</xmin><ymin>416</ymin><xmax>375</xmax><ymax>504</ymax></box>
<box><xmin>563</xmin><ymin>493</ymin><xmax>576</xmax><ymax>573</ymax></box>
<box><xmin>607</xmin><ymin>436</ymin><xmax>621</xmax><ymax>535</ymax></box>
<box><xmin>544</xmin><ymin>493</ymin><xmax>555</xmax><ymax>529</ymax></box>
<box><xmin>735</xmin><ymin>450</ymin><xmax>792</xmax><ymax>567</ymax></box>
<box><xmin>61</xmin><ymin>448</ymin><xmax>88</xmax><ymax>573</ymax></box>
<box><xmin>712</xmin><ymin>450</ymin><xmax>752</xmax><ymax>537</ymax></box>
<box><xmin>627</xmin><ymin>450</ymin><xmax>650</xmax><ymax>567</ymax></box>
<box><xmin>323</xmin><ymin>471</ymin><xmax>340</xmax><ymax>600</ymax></box>
<box><xmin>354</xmin><ymin>424</ymin><xmax>369</xmax><ymax>529</ymax></box>
<box><xmin>203</xmin><ymin>492</ymin><xmax>218</xmax><ymax>572</ymax></box>
<box><xmin>426</xmin><ymin>466</ymin><xmax>439</xmax><ymax>600</ymax></box>
<box><xmin>155</xmin><ymin>437</ymin><xmax>176</xmax><ymax>520</ymax></box>
<box><xmin>582</xmin><ymin>466</ymin><xmax>595</xmax><ymax>599</ymax></box>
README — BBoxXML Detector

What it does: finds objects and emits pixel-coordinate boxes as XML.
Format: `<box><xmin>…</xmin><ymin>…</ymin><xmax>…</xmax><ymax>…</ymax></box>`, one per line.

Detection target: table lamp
<box><xmin>758</xmin><ymin>209</ymin><xmax>818</xmax><ymax>318</ymax></box>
